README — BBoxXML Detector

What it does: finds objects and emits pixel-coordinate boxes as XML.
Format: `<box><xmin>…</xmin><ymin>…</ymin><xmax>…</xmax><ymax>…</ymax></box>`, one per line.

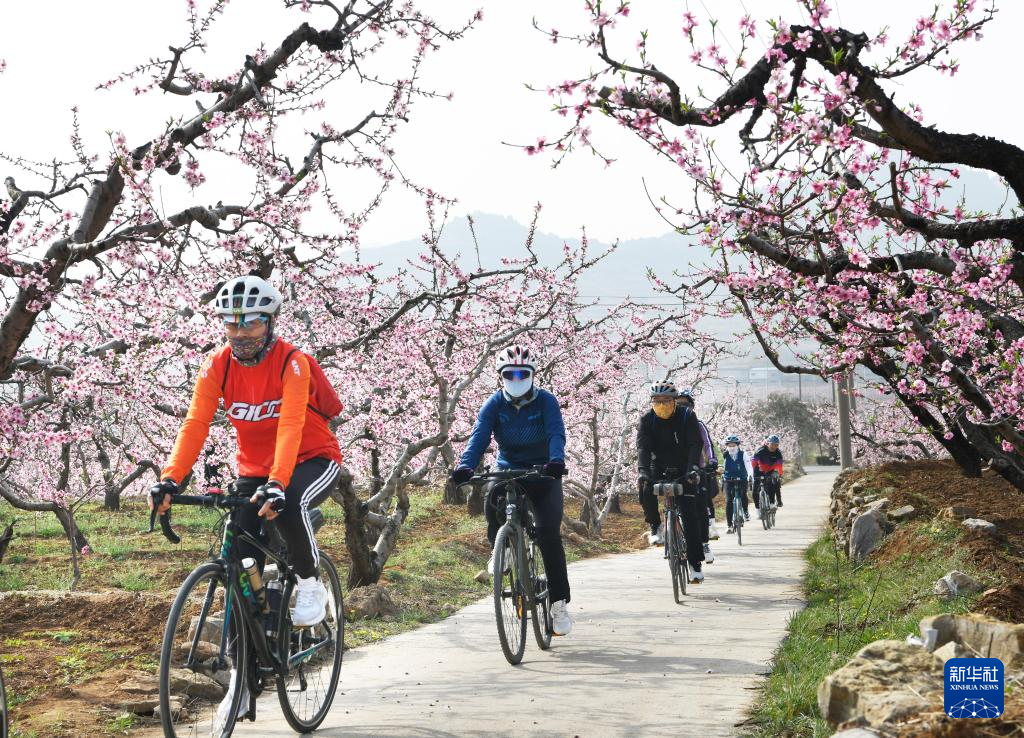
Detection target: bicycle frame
<box><xmin>496</xmin><ymin>480</ymin><xmax>539</xmax><ymax>608</ymax></box>
<box><xmin>174</xmin><ymin>495</ymin><xmax>334</xmax><ymax>684</ymax></box>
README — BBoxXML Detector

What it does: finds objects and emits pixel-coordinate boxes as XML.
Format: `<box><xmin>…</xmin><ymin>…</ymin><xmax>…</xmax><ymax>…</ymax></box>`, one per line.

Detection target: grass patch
<box><xmin>744</xmin><ymin>522</ymin><xmax>982</xmax><ymax>737</ymax></box>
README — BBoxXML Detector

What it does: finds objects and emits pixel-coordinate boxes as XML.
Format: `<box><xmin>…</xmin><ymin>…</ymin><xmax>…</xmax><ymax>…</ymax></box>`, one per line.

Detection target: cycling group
<box><xmin>638</xmin><ymin>381</ymin><xmax>786</xmax><ymax>584</ymax></box>
<box><xmin>144</xmin><ymin>274</ymin><xmax>787</xmax><ymax>735</ymax></box>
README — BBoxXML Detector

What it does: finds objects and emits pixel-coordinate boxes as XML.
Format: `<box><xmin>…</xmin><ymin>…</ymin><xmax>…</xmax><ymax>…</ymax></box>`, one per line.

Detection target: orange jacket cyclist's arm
<box><xmin>161</xmin><ymin>357</ymin><xmax>222</xmax><ymax>484</ymax></box>
<box><xmin>267</xmin><ymin>351</ymin><xmax>312</xmax><ymax>488</ymax></box>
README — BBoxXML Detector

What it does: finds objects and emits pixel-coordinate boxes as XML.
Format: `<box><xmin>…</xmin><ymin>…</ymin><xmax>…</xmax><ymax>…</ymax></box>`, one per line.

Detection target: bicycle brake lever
<box><xmin>159</xmin><ymin>508</ymin><xmax>181</xmax><ymax>545</ymax></box>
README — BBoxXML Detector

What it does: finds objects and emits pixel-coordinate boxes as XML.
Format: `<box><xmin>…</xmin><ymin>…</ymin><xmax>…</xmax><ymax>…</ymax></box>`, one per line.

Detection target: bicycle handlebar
<box><xmin>149</xmin><ymin>489</ymin><xmax>252</xmax><ymax>544</ymax></box>
<box><xmin>470</xmin><ymin>466</ymin><xmax>552</xmax><ymax>483</ymax></box>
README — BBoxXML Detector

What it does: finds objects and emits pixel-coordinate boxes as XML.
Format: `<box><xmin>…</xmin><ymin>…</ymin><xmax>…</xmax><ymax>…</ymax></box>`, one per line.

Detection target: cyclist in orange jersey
<box><xmin>151</xmin><ymin>275</ymin><xmax>343</xmax><ymax>628</ymax></box>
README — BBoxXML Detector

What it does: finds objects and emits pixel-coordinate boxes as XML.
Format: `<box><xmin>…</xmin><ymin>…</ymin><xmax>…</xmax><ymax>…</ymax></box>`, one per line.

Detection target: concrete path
<box><xmin>238</xmin><ymin>468</ymin><xmax>837</xmax><ymax>738</ymax></box>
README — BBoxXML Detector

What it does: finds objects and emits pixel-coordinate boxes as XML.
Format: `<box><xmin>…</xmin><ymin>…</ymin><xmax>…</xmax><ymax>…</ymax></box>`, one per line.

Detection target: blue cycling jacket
<box><xmin>459</xmin><ymin>389</ymin><xmax>566</xmax><ymax>470</ymax></box>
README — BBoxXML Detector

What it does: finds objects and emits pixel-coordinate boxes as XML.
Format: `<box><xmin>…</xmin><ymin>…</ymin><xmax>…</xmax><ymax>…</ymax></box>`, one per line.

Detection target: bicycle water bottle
<box><xmin>242</xmin><ymin>557</ymin><xmax>269</xmax><ymax>614</ymax></box>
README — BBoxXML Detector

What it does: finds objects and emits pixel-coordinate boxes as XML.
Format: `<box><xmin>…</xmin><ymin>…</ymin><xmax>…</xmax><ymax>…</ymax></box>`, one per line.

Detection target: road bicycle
<box><xmin>756</xmin><ymin>471</ymin><xmax>780</xmax><ymax>530</ymax></box>
<box><xmin>474</xmin><ymin>468</ymin><xmax>555</xmax><ymax>666</ymax></box>
<box><xmin>653</xmin><ymin>470</ymin><xmax>699</xmax><ymax>603</ymax></box>
<box><xmin>724</xmin><ymin>477</ymin><xmax>746</xmax><ymax>546</ymax></box>
<box><xmin>150</xmin><ymin>483</ymin><xmax>344</xmax><ymax>737</ymax></box>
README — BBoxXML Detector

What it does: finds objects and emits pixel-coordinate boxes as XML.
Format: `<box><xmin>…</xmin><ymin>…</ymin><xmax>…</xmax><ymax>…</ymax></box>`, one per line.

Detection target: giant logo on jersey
<box><xmin>226</xmin><ymin>400</ymin><xmax>282</xmax><ymax>422</ymax></box>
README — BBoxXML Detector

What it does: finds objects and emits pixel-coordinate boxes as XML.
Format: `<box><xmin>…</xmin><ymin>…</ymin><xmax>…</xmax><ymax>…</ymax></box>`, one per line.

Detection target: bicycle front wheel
<box><xmin>159</xmin><ymin>561</ymin><xmax>249</xmax><ymax>738</ymax></box>
<box><xmin>761</xmin><ymin>490</ymin><xmax>770</xmax><ymax>530</ymax></box>
<box><xmin>1</xmin><ymin>663</ymin><xmax>7</xmax><ymax>738</ymax></box>
<box><xmin>527</xmin><ymin>540</ymin><xmax>553</xmax><ymax>650</ymax></box>
<box><xmin>734</xmin><ymin>498</ymin><xmax>743</xmax><ymax>546</ymax></box>
<box><xmin>493</xmin><ymin>524</ymin><xmax>527</xmax><ymax>665</ymax></box>
<box><xmin>669</xmin><ymin>511</ymin><xmax>687</xmax><ymax>603</ymax></box>
<box><xmin>276</xmin><ymin>553</ymin><xmax>345</xmax><ymax>732</ymax></box>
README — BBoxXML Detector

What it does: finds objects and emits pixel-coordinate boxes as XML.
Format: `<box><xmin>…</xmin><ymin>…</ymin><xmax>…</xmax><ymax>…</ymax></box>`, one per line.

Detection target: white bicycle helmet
<box><xmin>649</xmin><ymin>381</ymin><xmax>677</xmax><ymax>398</ymax></box>
<box><xmin>212</xmin><ymin>275</ymin><xmax>283</xmax><ymax>322</ymax></box>
<box><xmin>495</xmin><ymin>345</ymin><xmax>537</xmax><ymax>373</ymax></box>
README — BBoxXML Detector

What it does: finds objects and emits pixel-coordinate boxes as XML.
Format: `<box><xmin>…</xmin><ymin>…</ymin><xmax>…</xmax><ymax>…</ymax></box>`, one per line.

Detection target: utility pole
<box><xmin>837</xmin><ymin>372</ymin><xmax>854</xmax><ymax>470</ymax></box>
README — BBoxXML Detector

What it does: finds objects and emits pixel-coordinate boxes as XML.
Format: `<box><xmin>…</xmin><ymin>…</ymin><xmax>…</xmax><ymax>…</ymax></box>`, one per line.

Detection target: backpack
<box><xmin>281</xmin><ymin>347</ymin><xmax>343</xmax><ymax>420</ymax></box>
<box><xmin>214</xmin><ymin>343</ymin><xmax>344</xmax><ymax>421</ymax></box>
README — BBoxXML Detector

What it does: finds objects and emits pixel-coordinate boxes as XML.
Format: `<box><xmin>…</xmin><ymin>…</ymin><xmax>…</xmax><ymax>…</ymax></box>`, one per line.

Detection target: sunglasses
<box><xmin>651</xmin><ymin>398</ymin><xmax>674</xmax><ymax>405</ymax></box>
<box><xmin>224</xmin><ymin>315</ymin><xmax>269</xmax><ymax>329</ymax></box>
<box><xmin>501</xmin><ymin>368</ymin><xmax>533</xmax><ymax>381</ymax></box>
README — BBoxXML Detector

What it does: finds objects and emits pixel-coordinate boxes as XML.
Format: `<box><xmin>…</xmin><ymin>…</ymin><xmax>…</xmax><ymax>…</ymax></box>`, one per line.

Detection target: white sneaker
<box><xmin>726</xmin><ymin>526</ymin><xmax>734</xmax><ymax>535</ymax></box>
<box><xmin>551</xmin><ymin>599</ymin><xmax>573</xmax><ymax>636</ymax></box>
<box><xmin>292</xmin><ymin>576</ymin><xmax>328</xmax><ymax>627</ymax></box>
<box><xmin>690</xmin><ymin>568</ymin><xmax>704</xmax><ymax>584</ymax></box>
<box><xmin>743</xmin><ymin>511</ymin><xmax>750</xmax><ymax>522</ymax></box>
<box><xmin>708</xmin><ymin>519</ymin><xmax>720</xmax><ymax>540</ymax></box>
<box><xmin>212</xmin><ymin>669</ymin><xmax>248</xmax><ymax>734</ymax></box>
<box><xmin>649</xmin><ymin>531</ymin><xmax>664</xmax><ymax>546</ymax></box>
<box><xmin>703</xmin><ymin>543</ymin><xmax>715</xmax><ymax>564</ymax></box>
<box><xmin>486</xmin><ymin>548</ymin><xmax>510</xmax><ymax>577</ymax></box>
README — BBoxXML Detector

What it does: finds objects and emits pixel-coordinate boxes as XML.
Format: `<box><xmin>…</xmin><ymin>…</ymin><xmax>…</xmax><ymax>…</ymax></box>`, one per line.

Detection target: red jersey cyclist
<box><xmin>151</xmin><ymin>275</ymin><xmax>343</xmax><ymax>628</ymax></box>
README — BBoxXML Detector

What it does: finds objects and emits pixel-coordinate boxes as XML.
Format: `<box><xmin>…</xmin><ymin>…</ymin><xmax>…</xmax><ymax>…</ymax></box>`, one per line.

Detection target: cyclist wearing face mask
<box><xmin>636</xmin><ymin>381</ymin><xmax>706</xmax><ymax>583</ymax></box>
<box><xmin>152</xmin><ymin>276</ymin><xmax>343</xmax><ymax>631</ymax></box>
<box><xmin>449</xmin><ymin>345</ymin><xmax>573</xmax><ymax>636</ymax></box>
<box><xmin>676</xmin><ymin>389</ymin><xmax>719</xmax><ymax>563</ymax></box>
<box><xmin>721</xmin><ymin>435</ymin><xmax>754</xmax><ymax>533</ymax></box>
<box><xmin>752</xmin><ymin>434</ymin><xmax>785</xmax><ymax>508</ymax></box>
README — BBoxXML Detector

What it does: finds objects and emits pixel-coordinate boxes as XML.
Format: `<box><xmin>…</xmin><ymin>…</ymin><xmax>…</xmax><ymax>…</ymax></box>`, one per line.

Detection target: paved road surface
<box><xmin>238</xmin><ymin>468</ymin><xmax>837</xmax><ymax>738</ymax></box>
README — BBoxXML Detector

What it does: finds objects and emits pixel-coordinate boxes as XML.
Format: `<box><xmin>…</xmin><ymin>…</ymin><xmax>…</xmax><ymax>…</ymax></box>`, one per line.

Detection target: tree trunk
<box><xmin>442</xmin><ymin>479</ymin><xmax>463</xmax><ymax>505</ymax></box>
<box><xmin>607</xmin><ymin>492</ymin><xmax>622</xmax><ymax>514</ymax></box>
<box><xmin>466</xmin><ymin>484</ymin><xmax>485</xmax><ymax>516</ymax></box>
<box><xmin>53</xmin><ymin>505</ymin><xmax>88</xmax><ymax>552</ymax></box>
<box><xmin>103</xmin><ymin>485</ymin><xmax>121</xmax><ymax>511</ymax></box>
<box><xmin>330</xmin><ymin>467</ymin><xmax>378</xmax><ymax>588</ymax></box>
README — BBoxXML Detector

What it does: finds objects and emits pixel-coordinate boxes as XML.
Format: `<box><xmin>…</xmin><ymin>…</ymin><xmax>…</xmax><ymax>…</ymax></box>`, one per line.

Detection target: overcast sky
<box><xmin>1</xmin><ymin>0</ymin><xmax>1020</xmax><ymax>247</ymax></box>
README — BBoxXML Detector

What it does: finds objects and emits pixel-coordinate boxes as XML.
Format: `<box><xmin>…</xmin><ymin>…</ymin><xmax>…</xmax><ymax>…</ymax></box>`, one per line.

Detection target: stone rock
<box><xmin>864</xmin><ymin>498</ymin><xmax>890</xmax><ymax>513</ymax></box>
<box><xmin>849</xmin><ymin>509</ymin><xmax>887</xmax><ymax>561</ymax></box>
<box><xmin>849</xmin><ymin>481</ymin><xmax>866</xmax><ymax>495</ymax></box>
<box><xmin>932</xmin><ymin>571</ymin><xmax>982</xmax><ymax>600</ymax></box>
<box><xmin>168</xmin><ymin>667</ymin><xmax>226</xmax><ymax>700</ymax></box>
<box><xmin>152</xmin><ymin>696</ymin><xmax>185</xmax><ymax>721</ymax></box>
<box><xmin>933</xmin><ymin>641</ymin><xmax>971</xmax><ymax>663</ymax></box>
<box><xmin>173</xmin><ymin>640</ymin><xmax>220</xmax><ymax>661</ymax></box>
<box><xmin>474</xmin><ymin>569</ymin><xmax>490</xmax><ymax>584</ymax></box>
<box><xmin>852</xmin><ymin>496</ymin><xmax>865</xmax><ymax>506</ymax></box>
<box><xmin>888</xmin><ymin>505</ymin><xmax>916</xmax><ymax>522</ymax></box>
<box><xmin>920</xmin><ymin>613</ymin><xmax>1024</xmax><ymax>670</ymax></box>
<box><xmin>818</xmin><ymin>640</ymin><xmax>944</xmax><ymax>728</ymax></box>
<box><xmin>939</xmin><ymin>505</ymin><xmax>976</xmax><ymax>521</ymax></box>
<box><xmin>347</xmin><ymin>583</ymin><xmax>398</xmax><ymax>619</ymax></box>
<box><xmin>833</xmin><ymin>730</ymin><xmax>882</xmax><ymax>738</ymax></box>
<box><xmin>962</xmin><ymin>518</ymin><xmax>997</xmax><ymax>534</ymax></box>
<box><xmin>187</xmin><ymin>615</ymin><xmax>224</xmax><ymax>645</ymax></box>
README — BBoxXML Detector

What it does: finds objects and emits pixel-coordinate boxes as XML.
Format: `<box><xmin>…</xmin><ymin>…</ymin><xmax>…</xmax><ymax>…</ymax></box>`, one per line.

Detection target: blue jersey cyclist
<box><xmin>721</xmin><ymin>435</ymin><xmax>754</xmax><ymax>534</ymax></box>
<box><xmin>449</xmin><ymin>345</ymin><xmax>573</xmax><ymax>636</ymax></box>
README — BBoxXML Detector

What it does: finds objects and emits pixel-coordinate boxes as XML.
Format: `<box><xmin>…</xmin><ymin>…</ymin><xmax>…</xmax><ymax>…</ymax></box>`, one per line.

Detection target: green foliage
<box><xmin>750</xmin><ymin>393</ymin><xmax>820</xmax><ymax>444</ymax></box>
<box><xmin>744</xmin><ymin>524</ymin><xmax>982</xmax><ymax>737</ymax></box>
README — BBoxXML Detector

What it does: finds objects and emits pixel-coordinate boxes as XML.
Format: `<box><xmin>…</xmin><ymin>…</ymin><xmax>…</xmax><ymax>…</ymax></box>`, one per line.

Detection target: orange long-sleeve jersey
<box><xmin>161</xmin><ymin>339</ymin><xmax>342</xmax><ymax>487</ymax></box>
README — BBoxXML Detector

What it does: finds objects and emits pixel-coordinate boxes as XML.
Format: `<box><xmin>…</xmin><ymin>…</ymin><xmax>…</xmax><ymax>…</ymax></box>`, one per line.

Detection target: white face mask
<box><xmin>502</xmin><ymin>377</ymin><xmax>533</xmax><ymax>399</ymax></box>
<box><xmin>726</xmin><ymin>446</ymin><xmax>739</xmax><ymax>458</ymax></box>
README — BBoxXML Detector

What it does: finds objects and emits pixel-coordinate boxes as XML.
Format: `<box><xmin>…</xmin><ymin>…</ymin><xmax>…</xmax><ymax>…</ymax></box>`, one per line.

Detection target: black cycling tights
<box><xmin>234</xmin><ymin>457</ymin><xmax>341</xmax><ymax>579</ymax></box>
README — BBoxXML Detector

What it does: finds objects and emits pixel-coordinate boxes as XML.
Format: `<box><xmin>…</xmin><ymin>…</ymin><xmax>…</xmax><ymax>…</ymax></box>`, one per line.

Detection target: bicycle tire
<box><xmin>1</xmin><ymin>663</ymin><xmax>7</xmax><ymax>738</ymax></box>
<box><xmin>493</xmin><ymin>525</ymin><xmax>527</xmax><ymax>665</ymax></box>
<box><xmin>527</xmin><ymin>541</ymin><xmax>553</xmax><ymax>650</ymax></box>
<box><xmin>671</xmin><ymin>511</ymin><xmax>688</xmax><ymax>602</ymax></box>
<box><xmin>159</xmin><ymin>561</ymin><xmax>248</xmax><ymax>738</ymax></box>
<box><xmin>734</xmin><ymin>497</ymin><xmax>743</xmax><ymax>546</ymax></box>
<box><xmin>761</xmin><ymin>489</ymin><xmax>770</xmax><ymax>530</ymax></box>
<box><xmin>276</xmin><ymin>553</ymin><xmax>345</xmax><ymax>733</ymax></box>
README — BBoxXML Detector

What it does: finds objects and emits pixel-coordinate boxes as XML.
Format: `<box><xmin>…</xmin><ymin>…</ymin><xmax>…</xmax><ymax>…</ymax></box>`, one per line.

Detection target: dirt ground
<box><xmin>844</xmin><ymin>459</ymin><xmax>1024</xmax><ymax>623</ymax></box>
<box><xmin>0</xmin><ymin>495</ymin><xmax>647</xmax><ymax>737</ymax></box>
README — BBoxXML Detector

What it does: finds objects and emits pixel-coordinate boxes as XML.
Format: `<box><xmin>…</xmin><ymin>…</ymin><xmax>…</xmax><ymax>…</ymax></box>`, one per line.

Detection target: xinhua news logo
<box><xmin>944</xmin><ymin>658</ymin><xmax>1004</xmax><ymax>719</ymax></box>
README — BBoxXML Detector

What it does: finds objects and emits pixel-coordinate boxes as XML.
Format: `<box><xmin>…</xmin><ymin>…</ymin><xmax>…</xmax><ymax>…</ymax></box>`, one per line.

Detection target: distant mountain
<box><xmin>360</xmin><ymin>211</ymin><xmax>752</xmax><ymax>349</ymax></box>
